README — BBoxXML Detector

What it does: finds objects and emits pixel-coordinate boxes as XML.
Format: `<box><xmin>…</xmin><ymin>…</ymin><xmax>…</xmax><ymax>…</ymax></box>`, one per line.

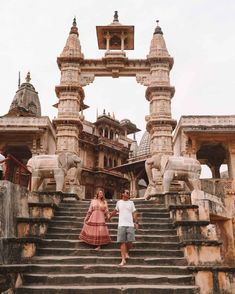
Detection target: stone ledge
<box><xmin>28</xmin><ymin>202</ymin><xmax>59</xmax><ymax>209</ymax></box>
<box><xmin>169</xmin><ymin>204</ymin><xmax>198</xmax><ymax>210</ymax></box>
<box><xmin>173</xmin><ymin>220</ymin><xmax>210</xmax><ymax>227</ymax></box>
<box><xmin>188</xmin><ymin>265</ymin><xmax>235</xmax><ymax>272</ymax></box>
<box><xmin>180</xmin><ymin>240</ymin><xmax>222</xmax><ymax>247</ymax></box>
<box><xmin>16</xmin><ymin>217</ymin><xmax>51</xmax><ymax>223</ymax></box>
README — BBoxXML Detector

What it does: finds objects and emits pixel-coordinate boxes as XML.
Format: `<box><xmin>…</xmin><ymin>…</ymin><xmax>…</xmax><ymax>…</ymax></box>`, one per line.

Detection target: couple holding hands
<box><xmin>79</xmin><ymin>189</ymin><xmax>139</xmax><ymax>266</ymax></box>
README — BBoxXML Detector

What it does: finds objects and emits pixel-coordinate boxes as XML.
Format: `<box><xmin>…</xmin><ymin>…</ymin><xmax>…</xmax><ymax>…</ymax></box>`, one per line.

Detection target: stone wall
<box><xmin>0</xmin><ymin>181</ymin><xmax>29</xmax><ymax>264</ymax></box>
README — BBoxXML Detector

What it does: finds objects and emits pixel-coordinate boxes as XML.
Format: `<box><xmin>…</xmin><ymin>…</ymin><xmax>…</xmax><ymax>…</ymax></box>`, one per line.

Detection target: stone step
<box><xmin>57</xmin><ymin>207</ymin><xmax>169</xmax><ymax>213</ymax></box>
<box><xmin>22</xmin><ymin>272</ymin><xmax>195</xmax><ymax>286</ymax></box>
<box><xmin>14</xmin><ymin>264</ymin><xmax>192</xmax><ymax>275</ymax></box>
<box><xmin>16</xmin><ymin>284</ymin><xmax>200</xmax><ymax>294</ymax></box>
<box><xmin>52</xmin><ymin>216</ymin><xmax>172</xmax><ymax>223</ymax></box>
<box><xmin>48</xmin><ymin>221</ymin><xmax>174</xmax><ymax>229</ymax></box>
<box><xmin>36</xmin><ymin>248</ymin><xmax>184</xmax><ymax>257</ymax></box>
<box><xmin>54</xmin><ymin>211</ymin><xmax>171</xmax><ymax>218</ymax></box>
<box><xmin>45</xmin><ymin>233</ymin><xmax>179</xmax><ymax>242</ymax></box>
<box><xmin>58</xmin><ymin>202</ymin><xmax>167</xmax><ymax>208</ymax></box>
<box><xmin>39</xmin><ymin>239</ymin><xmax>180</xmax><ymax>250</ymax></box>
<box><xmin>31</xmin><ymin>256</ymin><xmax>188</xmax><ymax>266</ymax></box>
<box><xmin>47</xmin><ymin>227</ymin><xmax>178</xmax><ymax>235</ymax></box>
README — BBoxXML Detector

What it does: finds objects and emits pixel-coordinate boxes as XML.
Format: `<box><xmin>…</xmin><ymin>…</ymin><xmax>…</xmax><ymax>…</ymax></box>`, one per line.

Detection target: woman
<box><xmin>79</xmin><ymin>190</ymin><xmax>112</xmax><ymax>250</ymax></box>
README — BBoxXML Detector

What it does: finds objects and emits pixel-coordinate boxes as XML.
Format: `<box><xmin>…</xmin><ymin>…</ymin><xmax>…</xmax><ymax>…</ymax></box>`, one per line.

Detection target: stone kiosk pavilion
<box><xmin>0</xmin><ymin>12</ymin><xmax>235</xmax><ymax>294</ymax></box>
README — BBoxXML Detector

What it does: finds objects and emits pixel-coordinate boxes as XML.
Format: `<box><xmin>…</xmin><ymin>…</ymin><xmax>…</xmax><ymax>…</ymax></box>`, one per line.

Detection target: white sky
<box><xmin>1</xmin><ymin>0</ymin><xmax>235</xmax><ymax>143</ymax></box>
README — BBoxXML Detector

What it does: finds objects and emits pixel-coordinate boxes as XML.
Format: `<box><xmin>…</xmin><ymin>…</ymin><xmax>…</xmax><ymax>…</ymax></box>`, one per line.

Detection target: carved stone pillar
<box><xmin>144</xmin><ymin>23</ymin><xmax>176</xmax><ymax>196</ymax></box>
<box><xmin>54</xmin><ymin>18</ymin><xmax>85</xmax><ymax>155</ymax></box>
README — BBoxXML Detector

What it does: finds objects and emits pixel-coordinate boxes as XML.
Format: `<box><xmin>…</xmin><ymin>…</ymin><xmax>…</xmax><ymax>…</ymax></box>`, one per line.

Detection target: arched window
<box><xmin>110</xmin><ymin>130</ymin><xmax>114</xmax><ymax>140</ymax></box>
<box><xmin>104</xmin><ymin>156</ymin><xmax>107</xmax><ymax>168</ymax></box>
<box><xmin>99</xmin><ymin>128</ymin><xmax>103</xmax><ymax>137</ymax></box>
<box><xmin>109</xmin><ymin>158</ymin><xmax>112</xmax><ymax>168</ymax></box>
<box><xmin>104</xmin><ymin>128</ymin><xmax>109</xmax><ymax>138</ymax></box>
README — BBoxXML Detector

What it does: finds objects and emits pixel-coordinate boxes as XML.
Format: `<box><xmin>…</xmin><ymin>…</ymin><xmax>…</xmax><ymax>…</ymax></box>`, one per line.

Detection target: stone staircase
<box><xmin>16</xmin><ymin>198</ymin><xmax>200</xmax><ymax>294</ymax></box>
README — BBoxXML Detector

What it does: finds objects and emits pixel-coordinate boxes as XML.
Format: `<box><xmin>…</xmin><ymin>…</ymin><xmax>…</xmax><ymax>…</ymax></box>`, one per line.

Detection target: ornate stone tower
<box><xmin>145</xmin><ymin>21</ymin><xmax>176</xmax><ymax>156</ymax></box>
<box><xmin>54</xmin><ymin>18</ymin><xmax>85</xmax><ymax>154</ymax></box>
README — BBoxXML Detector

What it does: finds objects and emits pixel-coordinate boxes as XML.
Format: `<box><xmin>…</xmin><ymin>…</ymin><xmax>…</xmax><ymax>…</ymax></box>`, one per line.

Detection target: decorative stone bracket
<box><xmin>136</xmin><ymin>73</ymin><xmax>150</xmax><ymax>87</ymax></box>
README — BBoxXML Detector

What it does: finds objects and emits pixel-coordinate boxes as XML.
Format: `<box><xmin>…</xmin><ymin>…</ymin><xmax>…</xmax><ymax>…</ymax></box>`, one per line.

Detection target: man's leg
<box><xmin>120</xmin><ymin>242</ymin><xmax>127</xmax><ymax>266</ymax></box>
<box><xmin>125</xmin><ymin>242</ymin><xmax>133</xmax><ymax>258</ymax></box>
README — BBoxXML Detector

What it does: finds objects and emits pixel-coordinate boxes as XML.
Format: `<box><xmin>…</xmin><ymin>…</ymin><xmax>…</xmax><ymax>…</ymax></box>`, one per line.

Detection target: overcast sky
<box><xmin>1</xmin><ymin>0</ymin><xmax>235</xmax><ymax>143</ymax></box>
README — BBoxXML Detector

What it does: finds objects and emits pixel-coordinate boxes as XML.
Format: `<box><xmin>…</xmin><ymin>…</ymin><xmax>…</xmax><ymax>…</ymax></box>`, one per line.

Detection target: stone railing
<box><xmin>201</xmin><ymin>178</ymin><xmax>232</xmax><ymax>201</ymax></box>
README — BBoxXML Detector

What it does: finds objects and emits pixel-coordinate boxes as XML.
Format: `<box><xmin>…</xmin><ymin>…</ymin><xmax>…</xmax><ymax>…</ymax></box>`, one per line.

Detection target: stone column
<box><xmin>53</xmin><ymin>18</ymin><xmax>85</xmax><ymax>195</ymax></box>
<box><xmin>54</xmin><ymin>18</ymin><xmax>84</xmax><ymax>155</ymax></box>
<box><xmin>144</xmin><ymin>23</ymin><xmax>176</xmax><ymax>195</ymax></box>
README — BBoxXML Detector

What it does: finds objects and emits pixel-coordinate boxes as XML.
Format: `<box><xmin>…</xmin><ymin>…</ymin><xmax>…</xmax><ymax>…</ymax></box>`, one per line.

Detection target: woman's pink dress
<box><xmin>79</xmin><ymin>199</ymin><xmax>112</xmax><ymax>245</ymax></box>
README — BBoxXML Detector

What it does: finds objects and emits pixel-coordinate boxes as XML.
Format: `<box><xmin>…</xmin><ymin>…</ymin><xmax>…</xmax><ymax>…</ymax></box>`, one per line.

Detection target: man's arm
<box><xmin>109</xmin><ymin>209</ymin><xmax>118</xmax><ymax>220</ymax></box>
<box><xmin>132</xmin><ymin>211</ymin><xmax>139</xmax><ymax>229</ymax></box>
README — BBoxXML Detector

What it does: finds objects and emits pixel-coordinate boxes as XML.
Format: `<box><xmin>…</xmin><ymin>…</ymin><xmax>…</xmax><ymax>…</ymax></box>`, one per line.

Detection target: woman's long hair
<box><xmin>95</xmin><ymin>190</ymin><xmax>107</xmax><ymax>204</ymax></box>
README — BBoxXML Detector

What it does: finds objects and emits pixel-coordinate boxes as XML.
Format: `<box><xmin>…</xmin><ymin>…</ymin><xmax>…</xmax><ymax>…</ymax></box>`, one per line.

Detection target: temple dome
<box><xmin>136</xmin><ymin>131</ymin><xmax>150</xmax><ymax>157</ymax></box>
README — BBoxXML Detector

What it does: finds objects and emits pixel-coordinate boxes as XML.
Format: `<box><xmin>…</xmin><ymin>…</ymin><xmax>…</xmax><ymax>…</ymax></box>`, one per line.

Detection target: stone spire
<box><xmin>60</xmin><ymin>17</ymin><xmax>84</xmax><ymax>59</ymax></box>
<box><xmin>55</xmin><ymin>18</ymin><xmax>85</xmax><ymax>155</ymax></box>
<box><xmin>145</xmin><ymin>21</ymin><xmax>176</xmax><ymax>157</ymax></box>
<box><xmin>8</xmin><ymin>72</ymin><xmax>41</xmax><ymax>117</ymax></box>
<box><xmin>147</xmin><ymin>20</ymin><xmax>171</xmax><ymax>60</ymax></box>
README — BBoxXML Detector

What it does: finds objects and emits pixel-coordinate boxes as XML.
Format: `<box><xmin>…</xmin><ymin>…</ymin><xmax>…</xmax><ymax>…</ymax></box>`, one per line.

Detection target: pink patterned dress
<box><xmin>79</xmin><ymin>199</ymin><xmax>112</xmax><ymax>245</ymax></box>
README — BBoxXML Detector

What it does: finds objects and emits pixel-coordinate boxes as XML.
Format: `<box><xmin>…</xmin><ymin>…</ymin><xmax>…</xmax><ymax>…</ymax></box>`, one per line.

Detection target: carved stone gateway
<box><xmin>54</xmin><ymin>13</ymin><xmax>176</xmax><ymax>197</ymax></box>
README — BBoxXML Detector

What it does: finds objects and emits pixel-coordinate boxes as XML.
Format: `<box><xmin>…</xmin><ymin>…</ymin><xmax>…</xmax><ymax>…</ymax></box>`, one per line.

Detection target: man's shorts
<box><xmin>117</xmin><ymin>226</ymin><xmax>135</xmax><ymax>243</ymax></box>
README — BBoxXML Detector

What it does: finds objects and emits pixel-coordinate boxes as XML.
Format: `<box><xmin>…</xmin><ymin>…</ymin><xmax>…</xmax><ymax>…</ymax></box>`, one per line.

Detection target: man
<box><xmin>0</xmin><ymin>150</ymin><xmax>6</xmax><ymax>180</ymax></box>
<box><xmin>109</xmin><ymin>189</ymin><xmax>139</xmax><ymax>266</ymax></box>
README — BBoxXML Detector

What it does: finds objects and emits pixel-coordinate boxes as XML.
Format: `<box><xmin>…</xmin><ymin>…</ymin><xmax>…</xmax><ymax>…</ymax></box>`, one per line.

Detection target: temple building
<box><xmin>1</xmin><ymin>11</ymin><xmax>235</xmax><ymax>294</ymax></box>
<box><xmin>0</xmin><ymin>72</ymin><xmax>140</xmax><ymax>199</ymax></box>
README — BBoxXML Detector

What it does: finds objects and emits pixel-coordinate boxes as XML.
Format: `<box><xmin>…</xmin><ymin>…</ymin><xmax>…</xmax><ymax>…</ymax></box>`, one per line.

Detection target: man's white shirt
<box><xmin>115</xmin><ymin>200</ymin><xmax>136</xmax><ymax>227</ymax></box>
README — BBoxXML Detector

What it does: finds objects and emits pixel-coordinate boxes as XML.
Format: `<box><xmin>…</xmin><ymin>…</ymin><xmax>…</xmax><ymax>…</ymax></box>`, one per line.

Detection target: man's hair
<box><xmin>122</xmin><ymin>189</ymin><xmax>129</xmax><ymax>194</ymax></box>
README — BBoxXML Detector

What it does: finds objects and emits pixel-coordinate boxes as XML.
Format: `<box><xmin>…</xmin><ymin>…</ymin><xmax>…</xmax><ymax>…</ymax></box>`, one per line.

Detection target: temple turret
<box><xmin>54</xmin><ymin>18</ymin><xmax>85</xmax><ymax>154</ymax></box>
<box><xmin>7</xmin><ymin>72</ymin><xmax>41</xmax><ymax>117</ymax></box>
<box><xmin>147</xmin><ymin>20</ymin><xmax>171</xmax><ymax>59</ymax></box>
<box><xmin>145</xmin><ymin>21</ymin><xmax>176</xmax><ymax>156</ymax></box>
<box><xmin>59</xmin><ymin>17</ymin><xmax>84</xmax><ymax>60</ymax></box>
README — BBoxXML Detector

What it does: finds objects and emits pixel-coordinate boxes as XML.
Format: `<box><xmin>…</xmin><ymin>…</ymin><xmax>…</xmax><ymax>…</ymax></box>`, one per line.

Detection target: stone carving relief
<box><xmin>79</xmin><ymin>74</ymin><xmax>95</xmax><ymax>87</ymax></box>
<box><xmin>136</xmin><ymin>74</ymin><xmax>150</xmax><ymax>87</ymax></box>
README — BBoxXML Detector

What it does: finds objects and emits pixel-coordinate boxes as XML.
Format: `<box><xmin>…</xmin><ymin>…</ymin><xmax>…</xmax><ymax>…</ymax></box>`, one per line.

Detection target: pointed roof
<box><xmin>6</xmin><ymin>72</ymin><xmax>41</xmax><ymax>117</ymax></box>
<box><xmin>60</xmin><ymin>18</ymin><xmax>84</xmax><ymax>59</ymax></box>
<box><xmin>147</xmin><ymin>21</ymin><xmax>171</xmax><ymax>60</ymax></box>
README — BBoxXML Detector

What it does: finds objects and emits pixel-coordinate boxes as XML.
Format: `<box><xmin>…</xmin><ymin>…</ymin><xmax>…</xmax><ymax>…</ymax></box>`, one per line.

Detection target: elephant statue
<box><xmin>145</xmin><ymin>153</ymin><xmax>201</xmax><ymax>194</ymax></box>
<box><xmin>27</xmin><ymin>151</ymin><xmax>82</xmax><ymax>192</ymax></box>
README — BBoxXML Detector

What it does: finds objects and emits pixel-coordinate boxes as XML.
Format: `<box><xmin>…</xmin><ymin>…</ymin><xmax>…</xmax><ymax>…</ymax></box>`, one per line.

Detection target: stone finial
<box><xmin>113</xmin><ymin>11</ymin><xmax>119</xmax><ymax>23</ymax></box>
<box><xmin>59</xmin><ymin>17</ymin><xmax>84</xmax><ymax>59</ymax></box>
<box><xmin>147</xmin><ymin>21</ymin><xmax>170</xmax><ymax>58</ymax></box>
<box><xmin>70</xmin><ymin>17</ymin><xmax>78</xmax><ymax>35</ymax></box>
<box><xmin>26</xmin><ymin>72</ymin><xmax>31</xmax><ymax>83</ymax></box>
<box><xmin>154</xmin><ymin>20</ymin><xmax>163</xmax><ymax>35</ymax></box>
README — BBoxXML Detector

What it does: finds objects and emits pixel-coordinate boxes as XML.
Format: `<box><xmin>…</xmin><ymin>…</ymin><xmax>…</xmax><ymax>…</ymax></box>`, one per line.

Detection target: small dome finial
<box><xmin>70</xmin><ymin>17</ymin><xmax>78</xmax><ymax>35</ymax></box>
<box><xmin>113</xmin><ymin>11</ymin><xmax>119</xmax><ymax>22</ymax></box>
<box><xmin>154</xmin><ymin>19</ymin><xmax>163</xmax><ymax>35</ymax></box>
<box><xmin>26</xmin><ymin>72</ymin><xmax>31</xmax><ymax>83</ymax></box>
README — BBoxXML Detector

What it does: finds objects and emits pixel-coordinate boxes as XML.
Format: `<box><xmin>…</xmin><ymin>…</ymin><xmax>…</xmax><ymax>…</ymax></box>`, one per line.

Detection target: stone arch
<box><xmin>104</xmin><ymin>127</ymin><xmax>109</xmax><ymax>138</ymax></box>
<box><xmin>4</xmin><ymin>145</ymin><xmax>32</xmax><ymax>165</ymax></box>
<box><xmin>197</xmin><ymin>143</ymin><xmax>228</xmax><ymax>178</ymax></box>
